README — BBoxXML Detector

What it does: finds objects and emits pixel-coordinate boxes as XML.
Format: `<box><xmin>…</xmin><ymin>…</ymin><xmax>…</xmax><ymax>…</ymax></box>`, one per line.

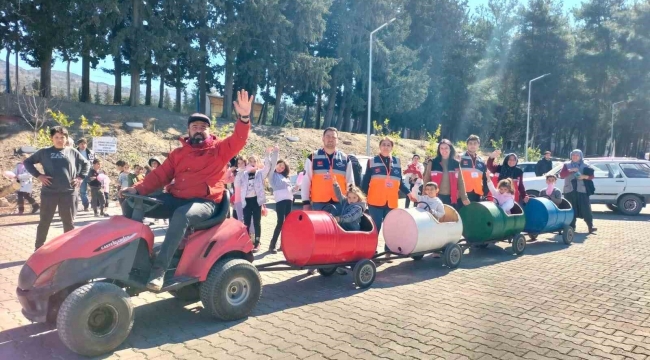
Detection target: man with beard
<box><xmin>120</xmin><ymin>90</ymin><xmax>253</xmax><ymax>291</ymax></box>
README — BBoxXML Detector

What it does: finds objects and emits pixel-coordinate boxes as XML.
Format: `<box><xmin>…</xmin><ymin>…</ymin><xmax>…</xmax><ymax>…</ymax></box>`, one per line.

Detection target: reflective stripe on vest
<box><xmin>310</xmin><ymin>149</ymin><xmax>348</xmax><ymax>203</ymax></box>
<box><xmin>367</xmin><ymin>156</ymin><xmax>402</xmax><ymax>208</ymax></box>
<box><xmin>460</xmin><ymin>155</ymin><xmax>486</xmax><ymax>196</ymax></box>
<box><xmin>430</xmin><ymin>170</ymin><xmax>459</xmax><ymax>204</ymax></box>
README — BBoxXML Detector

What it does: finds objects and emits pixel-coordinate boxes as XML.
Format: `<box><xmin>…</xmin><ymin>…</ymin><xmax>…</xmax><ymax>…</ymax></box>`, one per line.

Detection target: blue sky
<box><xmin>2</xmin><ymin>0</ymin><xmax>586</xmax><ymax>95</ymax></box>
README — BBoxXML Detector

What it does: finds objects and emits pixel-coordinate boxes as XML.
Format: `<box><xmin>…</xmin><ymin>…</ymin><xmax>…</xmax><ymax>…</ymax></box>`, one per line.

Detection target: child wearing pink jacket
<box><xmin>486</xmin><ymin>170</ymin><xmax>515</xmax><ymax>214</ymax></box>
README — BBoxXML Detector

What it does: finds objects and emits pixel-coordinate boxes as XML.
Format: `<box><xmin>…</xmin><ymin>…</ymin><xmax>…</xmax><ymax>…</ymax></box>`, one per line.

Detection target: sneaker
<box><xmin>101</xmin><ymin>212</ymin><xmax>109</xmax><ymax>217</ymax></box>
<box><xmin>83</xmin><ymin>207</ymin><xmax>89</xmax><ymax>212</ymax></box>
<box><xmin>146</xmin><ymin>274</ymin><xmax>165</xmax><ymax>291</ymax></box>
<box><xmin>18</xmin><ymin>210</ymin><xmax>24</xmax><ymax>215</ymax></box>
<box><xmin>31</xmin><ymin>204</ymin><xmax>40</xmax><ymax>214</ymax></box>
<box><xmin>589</xmin><ymin>226</ymin><xmax>597</xmax><ymax>234</ymax></box>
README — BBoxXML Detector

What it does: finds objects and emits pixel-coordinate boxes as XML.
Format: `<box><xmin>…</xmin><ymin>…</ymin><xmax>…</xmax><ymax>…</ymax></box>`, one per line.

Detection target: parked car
<box><xmin>522</xmin><ymin>158</ymin><xmax>650</xmax><ymax>215</ymax></box>
<box><xmin>290</xmin><ymin>155</ymin><xmax>372</xmax><ymax>201</ymax></box>
<box><xmin>517</xmin><ymin>161</ymin><xmax>562</xmax><ymax>178</ymax></box>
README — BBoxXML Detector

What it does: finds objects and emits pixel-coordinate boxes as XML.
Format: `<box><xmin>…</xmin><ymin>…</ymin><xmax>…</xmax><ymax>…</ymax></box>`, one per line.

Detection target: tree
<box><xmin>94</xmin><ymin>83</ymin><xmax>102</xmax><ymax>104</ymax></box>
<box><xmin>19</xmin><ymin>0</ymin><xmax>75</xmax><ymax>97</ymax></box>
<box><xmin>163</xmin><ymin>88</ymin><xmax>173</xmax><ymax>110</ymax></box>
<box><xmin>104</xmin><ymin>85</ymin><xmax>112</xmax><ymax>105</ymax></box>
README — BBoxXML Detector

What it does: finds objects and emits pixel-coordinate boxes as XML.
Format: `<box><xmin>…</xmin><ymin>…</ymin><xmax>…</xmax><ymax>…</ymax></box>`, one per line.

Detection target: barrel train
<box><xmin>258</xmin><ymin>196</ymin><xmax>575</xmax><ymax>289</ymax></box>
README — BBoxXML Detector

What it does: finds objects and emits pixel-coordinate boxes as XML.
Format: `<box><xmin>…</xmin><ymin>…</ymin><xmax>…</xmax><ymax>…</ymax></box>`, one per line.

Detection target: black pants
<box><xmin>90</xmin><ymin>186</ymin><xmax>105</xmax><ymax>213</ymax></box>
<box><xmin>104</xmin><ymin>192</ymin><xmax>109</xmax><ymax>209</ymax></box>
<box><xmin>244</xmin><ymin>197</ymin><xmax>262</xmax><ymax>245</ymax></box>
<box><xmin>36</xmin><ymin>192</ymin><xmax>77</xmax><ymax>250</ymax></box>
<box><xmin>404</xmin><ymin>182</ymin><xmax>416</xmax><ymax>208</ymax></box>
<box><xmin>466</xmin><ymin>191</ymin><xmax>481</xmax><ymax>203</ymax></box>
<box><xmin>270</xmin><ymin>199</ymin><xmax>292</xmax><ymax>249</ymax></box>
<box><xmin>120</xmin><ymin>193</ymin><xmax>216</xmax><ymax>274</ymax></box>
<box><xmin>17</xmin><ymin>191</ymin><xmax>36</xmax><ymax>213</ymax></box>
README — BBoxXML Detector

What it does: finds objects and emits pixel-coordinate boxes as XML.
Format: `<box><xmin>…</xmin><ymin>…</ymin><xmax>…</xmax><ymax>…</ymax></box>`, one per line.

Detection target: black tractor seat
<box><xmin>191</xmin><ymin>190</ymin><xmax>231</xmax><ymax>231</ymax></box>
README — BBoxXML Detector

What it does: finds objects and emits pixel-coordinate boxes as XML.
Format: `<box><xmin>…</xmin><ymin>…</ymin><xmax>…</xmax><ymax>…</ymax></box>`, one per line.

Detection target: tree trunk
<box><xmin>129</xmin><ymin>0</ymin><xmax>140</xmax><ymax>107</ymax></box>
<box><xmin>158</xmin><ymin>70</ymin><xmax>164</xmax><ymax>108</ymax></box>
<box><xmin>145</xmin><ymin>69</ymin><xmax>152</xmax><ymax>106</ymax></box>
<box><xmin>198</xmin><ymin>40</ymin><xmax>207</xmax><ymax>114</ymax></box>
<box><xmin>273</xmin><ymin>81</ymin><xmax>284</xmax><ymax>125</ymax></box>
<box><xmin>15</xmin><ymin>52</ymin><xmax>19</xmax><ymax>92</ymax></box>
<box><xmin>5</xmin><ymin>51</ymin><xmax>11</xmax><ymax>94</ymax></box>
<box><xmin>113</xmin><ymin>54</ymin><xmax>122</xmax><ymax>104</ymax></box>
<box><xmin>222</xmin><ymin>46</ymin><xmax>235</xmax><ymax>119</ymax></box>
<box><xmin>315</xmin><ymin>88</ymin><xmax>322</xmax><ymax>129</ymax></box>
<box><xmin>175</xmin><ymin>86</ymin><xmax>182</xmax><ymax>113</ymax></box>
<box><xmin>335</xmin><ymin>87</ymin><xmax>345</xmax><ymax>130</ymax></box>
<box><xmin>81</xmin><ymin>51</ymin><xmax>91</xmax><ymax>102</ymax></box>
<box><xmin>66</xmin><ymin>60</ymin><xmax>71</xmax><ymax>100</ymax></box>
<box><xmin>39</xmin><ymin>50</ymin><xmax>52</xmax><ymax>98</ymax></box>
<box><xmin>260</xmin><ymin>102</ymin><xmax>268</xmax><ymax>125</ymax></box>
<box><xmin>174</xmin><ymin>61</ymin><xmax>182</xmax><ymax>112</ymax></box>
<box><xmin>323</xmin><ymin>85</ymin><xmax>337</xmax><ymax>128</ymax></box>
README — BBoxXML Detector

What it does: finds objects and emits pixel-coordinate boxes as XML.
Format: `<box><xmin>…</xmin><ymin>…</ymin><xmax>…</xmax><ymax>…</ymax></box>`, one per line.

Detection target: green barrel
<box><xmin>458</xmin><ymin>201</ymin><xmax>526</xmax><ymax>243</ymax></box>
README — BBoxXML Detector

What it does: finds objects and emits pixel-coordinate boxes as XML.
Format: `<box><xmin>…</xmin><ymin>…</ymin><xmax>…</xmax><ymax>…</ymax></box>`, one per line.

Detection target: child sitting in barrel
<box><xmin>332</xmin><ymin>182</ymin><xmax>367</xmax><ymax>231</ymax></box>
<box><xmin>486</xmin><ymin>170</ymin><xmax>515</xmax><ymax>214</ymax></box>
<box><xmin>540</xmin><ymin>174</ymin><xmax>563</xmax><ymax>206</ymax></box>
<box><xmin>409</xmin><ymin>180</ymin><xmax>445</xmax><ymax>220</ymax></box>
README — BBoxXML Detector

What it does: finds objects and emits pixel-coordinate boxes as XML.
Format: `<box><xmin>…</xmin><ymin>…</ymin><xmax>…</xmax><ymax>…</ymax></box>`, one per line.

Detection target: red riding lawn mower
<box><xmin>16</xmin><ymin>192</ymin><xmax>262</xmax><ymax>357</ymax></box>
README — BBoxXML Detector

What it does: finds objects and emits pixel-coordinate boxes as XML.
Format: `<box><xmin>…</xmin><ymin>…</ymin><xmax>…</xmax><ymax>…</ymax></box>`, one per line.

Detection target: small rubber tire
<box><xmin>200</xmin><ymin>259</ymin><xmax>262</xmax><ymax>321</ymax></box>
<box><xmin>170</xmin><ymin>283</ymin><xmax>200</xmax><ymax>301</ymax></box>
<box><xmin>353</xmin><ymin>259</ymin><xmax>376</xmax><ymax>289</ymax></box>
<box><xmin>411</xmin><ymin>254</ymin><xmax>425</xmax><ymax>261</ymax></box>
<box><xmin>528</xmin><ymin>234</ymin><xmax>538</xmax><ymax>241</ymax></box>
<box><xmin>606</xmin><ymin>204</ymin><xmax>618</xmax><ymax>212</ymax></box>
<box><xmin>443</xmin><ymin>244</ymin><xmax>462</xmax><ymax>269</ymax></box>
<box><xmin>512</xmin><ymin>234</ymin><xmax>526</xmax><ymax>255</ymax></box>
<box><xmin>317</xmin><ymin>267</ymin><xmax>337</xmax><ymax>277</ymax></box>
<box><xmin>56</xmin><ymin>282</ymin><xmax>134</xmax><ymax>357</ymax></box>
<box><xmin>618</xmin><ymin>194</ymin><xmax>643</xmax><ymax>216</ymax></box>
<box><xmin>562</xmin><ymin>225</ymin><xmax>574</xmax><ymax>245</ymax></box>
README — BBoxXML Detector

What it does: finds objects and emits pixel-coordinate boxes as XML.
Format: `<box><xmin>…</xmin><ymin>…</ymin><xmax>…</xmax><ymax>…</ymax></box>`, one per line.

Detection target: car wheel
<box><xmin>617</xmin><ymin>195</ymin><xmax>643</xmax><ymax>216</ymax></box>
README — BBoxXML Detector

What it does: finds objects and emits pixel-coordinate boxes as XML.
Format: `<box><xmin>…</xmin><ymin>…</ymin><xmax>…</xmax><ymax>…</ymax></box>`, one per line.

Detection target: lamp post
<box><xmin>366</xmin><ymin>18</ymin><xmax>397</xmax><ymax>156</ymax></box>
<box><xmin>525</xmin><ymin>73</ymin><xmax>550</xmax><ymax>161</ymax></box>
<box><xmin>610</xmin><ymin>100</ymin><xmax>625</xmax><ymax>157</ymax></box>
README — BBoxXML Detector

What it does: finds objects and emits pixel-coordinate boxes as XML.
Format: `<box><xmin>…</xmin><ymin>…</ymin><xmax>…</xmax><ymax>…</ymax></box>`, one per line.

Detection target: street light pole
<box><xmin>525</xmin><ymin>73</ymin><xmax>550</xmax><ymax>161</ymax></box>
<box><xmin>366</xmin><ymin>18</ymin><xmax>396</xmax><ymax>156</ymax></box>
<box><xmin>611</xmin><ymin>100</ymin><xmax>625</xmax><ymax>157</ymax></box>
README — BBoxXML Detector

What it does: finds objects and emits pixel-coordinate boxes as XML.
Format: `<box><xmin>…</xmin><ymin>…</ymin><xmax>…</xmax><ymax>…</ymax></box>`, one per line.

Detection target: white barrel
<box><xmin>383</xmin><ymin>205</ymin><xmax>463</xmax><ymax>255</ymax></box>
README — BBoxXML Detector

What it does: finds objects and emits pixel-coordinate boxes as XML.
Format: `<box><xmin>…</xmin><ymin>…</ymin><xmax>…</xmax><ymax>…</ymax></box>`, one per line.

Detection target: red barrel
<box><xmin>281</xmin><ymin>210</ymin><xmax>378</xmax><ymax>267</ymax></box>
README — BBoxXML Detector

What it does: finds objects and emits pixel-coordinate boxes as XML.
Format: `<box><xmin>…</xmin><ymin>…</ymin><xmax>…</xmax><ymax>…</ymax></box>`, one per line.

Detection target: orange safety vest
<box><xmin>459</xmin><ymin>152</ymin><xmax>487</xmax><ymax>196</ymax></box>
<box><xmin>310</xmin><ymin>149</ymin><xmax>348</xmax><ymax>203</ymax></box>
<box><xmin>487</xmin><ymin>174</ymin><xmax>520</xmax><ymax>202</ymax></box>
<box><xmin>367</xmin><ymin>155</ymin><xmax>402</xmax><ymax>208</ymax></box>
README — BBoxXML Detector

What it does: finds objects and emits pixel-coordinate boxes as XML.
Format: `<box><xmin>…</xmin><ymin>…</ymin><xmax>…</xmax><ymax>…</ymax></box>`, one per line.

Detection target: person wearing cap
<box><xmin>119</xmin><ymin>90</ymin><xmax>254</xmax><ymax>291</ymax></box>
<box><xmin>535</xmin><ymin>151</ymin><xmax>553</xmax><ymax>176</ymax></box>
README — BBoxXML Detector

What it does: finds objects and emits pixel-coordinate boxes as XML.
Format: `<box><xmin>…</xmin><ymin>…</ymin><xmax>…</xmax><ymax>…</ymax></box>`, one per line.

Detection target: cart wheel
<box><xmin>529</xmin><ymin>234</ymin><xmax>538</xmax><ymax>241</ymax></box>
<box><xmin>353</xmin><ymin>260</ymin><xmax>376</xmax><ymax>289</ymax></box>
<box><xmin>411</xmin><ymin>254</ymin><xmax>424</xmax><ymax>261</ymax></box>
<box><xmin>512</xmin><ymin>234</ymin><xmax>526</xmax><ymax>255</ymax></box>
<box><xmin>443</xmin><ymin>244</ymin><xmax>462</xmax><ymax>269</ymax></box>
<box><xmin>317</xmin><ymin>267</ymin><xmax>338</xmax><ymax>277</ymax></box>
<box><xmin>561</xmin><ymin>225</ymin><xmax>574</xmax><ymax>245</ymax></box>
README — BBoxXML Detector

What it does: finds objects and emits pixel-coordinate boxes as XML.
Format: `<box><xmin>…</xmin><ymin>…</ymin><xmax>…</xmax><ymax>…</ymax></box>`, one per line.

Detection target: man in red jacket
<box><xmin>120</xmin><ymin>90</ymin><xmax>253</xmax><ymax>291</ymax></box>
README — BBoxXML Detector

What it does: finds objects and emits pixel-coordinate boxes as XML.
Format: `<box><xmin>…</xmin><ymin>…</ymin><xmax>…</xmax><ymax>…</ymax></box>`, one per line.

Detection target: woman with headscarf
<box><xmin>423</xmin><ymin>139</ymin><xmax>470</xmax><ymax>207</ymax></box>
<box><xmin>486</xmin><ymin>150</ymin><xmax>529</xmax><ymax>203</ymax></box>
<box><xmin>559</xmin><ymin>149</ymin><xmax>597</xmax><ymax>233</ymax></box>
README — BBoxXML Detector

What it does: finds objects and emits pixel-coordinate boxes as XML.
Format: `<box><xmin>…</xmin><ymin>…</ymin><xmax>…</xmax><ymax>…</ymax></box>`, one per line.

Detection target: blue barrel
<box><xmin>524</xmin><ymin>197</ymin><xmax>574</xmax><ymax>234</ymax></box>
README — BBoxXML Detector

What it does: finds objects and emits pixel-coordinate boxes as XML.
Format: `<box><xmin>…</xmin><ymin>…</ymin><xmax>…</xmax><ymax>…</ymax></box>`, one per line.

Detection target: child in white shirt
<box><xmin>410</xmin><ymin>180</ymin><xmax>445</xmax><ymax>220</ymax></box>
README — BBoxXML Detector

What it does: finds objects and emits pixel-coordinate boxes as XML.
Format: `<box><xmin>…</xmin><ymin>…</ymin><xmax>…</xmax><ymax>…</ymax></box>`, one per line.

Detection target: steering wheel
<box><xmin>413</xmin><ymin>201</ymin><xmax>431</xmax><ymax>212</ymax></box>
<box><xmin>123</xmin><ymin>192</ymin><xmax>164</xmax><ymax>213</ymax></box>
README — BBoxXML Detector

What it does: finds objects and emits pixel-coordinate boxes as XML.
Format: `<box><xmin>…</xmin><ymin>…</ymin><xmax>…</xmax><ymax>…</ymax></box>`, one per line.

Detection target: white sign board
<box><xmin>93</xmin><ymin>137</ymin><xmax>118</xmax><ymax>154</ymax></box>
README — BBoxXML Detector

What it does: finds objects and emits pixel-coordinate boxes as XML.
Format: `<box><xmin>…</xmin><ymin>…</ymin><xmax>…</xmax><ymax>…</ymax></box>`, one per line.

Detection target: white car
<box><xmin>517</xmin><ymin>161</ymin><xmax>562</xmax><ymax>178</ymax></box>
<box><xmin>290</xmin><ymin>155</ymin><xmax>372</xmax><ymax>201</ymax></box>
<box><xmin>522</xmin><ymin>158</ymin><xmax>650</xmax><ymax>215</ymax></box>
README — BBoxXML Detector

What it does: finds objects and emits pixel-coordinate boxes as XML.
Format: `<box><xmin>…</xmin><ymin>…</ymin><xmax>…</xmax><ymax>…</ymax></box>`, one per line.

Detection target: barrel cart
<box><xmin>458</xmin><ymin>201</ymin><xmax>527</xmax><ymax>255</ymax></box>
<box><xmin>255</xmin><ymin>210</ymin><xmax>380</xmax><ymax>289</ymax></box>
<box><xmin>379</xmin><ymin>203</ymin><xmax>464</xmax><ymax>268</ymax></box>
<box><xmin>523</xmin><ymin>197</ymin><xmax>575</xmax><ymax>244</ymax></box>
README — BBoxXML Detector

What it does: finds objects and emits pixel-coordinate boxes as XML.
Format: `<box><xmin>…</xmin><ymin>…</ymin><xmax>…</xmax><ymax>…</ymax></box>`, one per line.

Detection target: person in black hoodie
<box><xmin>535</xmin><ymin>151</ymin><xmax>553</xmax><ymax>176</ymax></box>
<box><xmin>486</xmin><ymin>151</ymin><xmax>530</xmax><ymax>204</ymax></box>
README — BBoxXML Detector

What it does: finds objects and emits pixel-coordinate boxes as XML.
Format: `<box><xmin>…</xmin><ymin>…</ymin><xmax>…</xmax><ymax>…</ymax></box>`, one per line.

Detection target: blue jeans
<box><xmin>79</xmin><ymin>178</ymin><xmax>89</xmax><ymax>208</ymax></box>
<box><xmin>368</xmin><ymin>205</ymin><xmax>392</xmax><ymax>251</ymax></box>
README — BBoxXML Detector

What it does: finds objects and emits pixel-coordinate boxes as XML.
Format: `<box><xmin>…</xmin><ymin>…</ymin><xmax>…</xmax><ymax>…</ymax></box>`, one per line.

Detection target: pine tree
<box><xmin>104</xmin><ymin>86</ymin><xmax>111</xmax><ymax>105</ymax></box>
<box><xmin>163</xmin><ymin>89</ymin><xmax>173</xmax><ymax>110</ymax></box>
<box><xmin>94</xmin><ymin>83</ymin><xmax>102</xmax><ymax>104</ymax></box>
<box><xmin>72</xmin><ymin>88</ymin><xmax>79</xmax><ymax>102</ymax></box>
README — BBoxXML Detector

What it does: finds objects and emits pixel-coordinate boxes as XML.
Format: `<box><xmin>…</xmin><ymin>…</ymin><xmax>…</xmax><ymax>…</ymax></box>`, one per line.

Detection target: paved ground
<box><xmin>0</xmin><ymin>200</ymin><xmax>649</xmax><ymax>360</ymax></box>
